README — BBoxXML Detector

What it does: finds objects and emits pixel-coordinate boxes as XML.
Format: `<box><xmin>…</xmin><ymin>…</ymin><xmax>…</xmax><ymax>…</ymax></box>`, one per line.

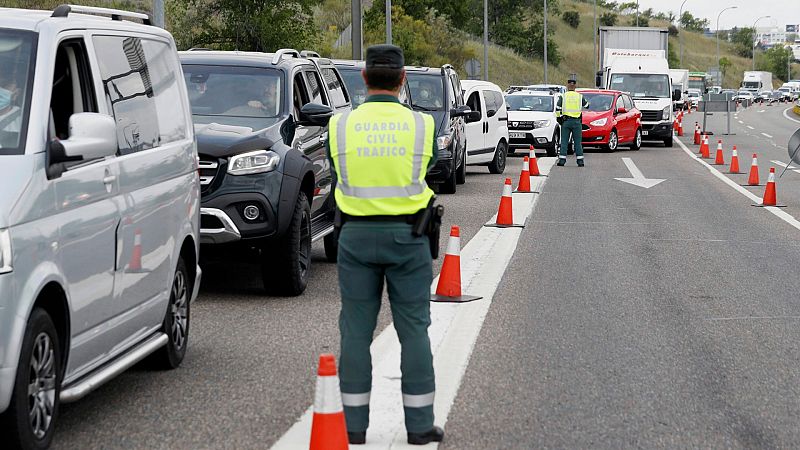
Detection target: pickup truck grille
<box><xmin>640</xmin><ymin>110</ymin><xmax>661</xmax><ymax>122</ymax></box>
<box><xmin>198</xmin><ymin>156</ymin><xmax>220</xmax><ymax>191</ymax></box>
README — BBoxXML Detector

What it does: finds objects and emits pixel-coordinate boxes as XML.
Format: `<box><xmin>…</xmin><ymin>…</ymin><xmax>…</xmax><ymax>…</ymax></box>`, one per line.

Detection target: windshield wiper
<box><xmin>411</xmin><ymin>104</ymin><xmax>438</xmax><ymax>112</ymax></box>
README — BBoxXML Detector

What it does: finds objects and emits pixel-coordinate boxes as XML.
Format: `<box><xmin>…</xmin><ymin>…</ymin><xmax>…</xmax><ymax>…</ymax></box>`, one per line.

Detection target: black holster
<box><xmin>412</xmin><ymin>197</ymin><xmax>444</xmax><ymax>259</ymax></box>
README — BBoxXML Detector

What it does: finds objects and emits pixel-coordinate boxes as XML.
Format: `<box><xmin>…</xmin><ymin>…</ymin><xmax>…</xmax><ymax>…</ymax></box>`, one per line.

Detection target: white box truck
<box><xmin>670</xmin><ymin>69</ymin><xmax>689</xmax><ymax>111</ymax></box>
<box><xmin>740</xmin><ymin>71</ymin><xmax>773</xmax><ymax>95</ymax></box>
<box><xmin>596</xmin><ymin>27</ymin><xmax>680</xmax><ymax>147</ymax></box>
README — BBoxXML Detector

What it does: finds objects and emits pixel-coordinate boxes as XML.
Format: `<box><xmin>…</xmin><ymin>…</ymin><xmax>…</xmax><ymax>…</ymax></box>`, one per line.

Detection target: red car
<box><xmin>578</xmin><ymin>89</ymin><xmax>642</xmax><ymax>151</ymax></box>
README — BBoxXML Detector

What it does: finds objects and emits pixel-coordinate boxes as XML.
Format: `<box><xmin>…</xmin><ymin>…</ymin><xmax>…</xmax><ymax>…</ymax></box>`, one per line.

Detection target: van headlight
<box><xmin>228</xmin><ymin>150</ymin><xmax>280</xmax><ymax>175</ymax></box>
<box><xmin>662</xmin><ymin>106</ymin><xmax>671</xmax><ymax>121</ymax></box>
<box><xmin>589</xmin><ymin>118</ymin><xmax>608</xmax><ymax>127</ymax></box>
<box><xmin>0</xmin><ymin>229</ymin><xmax>12</xmax><ymax>274</ymax></box>
<box><xmin>437</xmin><ymin>133</ymin><xmax>454</xmax><ymax>151</ymax></box>
<box><xmin>533</xmin><ymin>120</ymin><xmax>551</xmax><ymax>128</ymax></box>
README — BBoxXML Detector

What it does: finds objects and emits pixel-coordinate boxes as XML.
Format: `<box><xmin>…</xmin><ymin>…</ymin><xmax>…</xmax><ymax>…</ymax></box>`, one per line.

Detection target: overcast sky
<box><xmin>634</xmin><ymin>0</ymin><xmax>800</xmax><ymax>30</ymax></box>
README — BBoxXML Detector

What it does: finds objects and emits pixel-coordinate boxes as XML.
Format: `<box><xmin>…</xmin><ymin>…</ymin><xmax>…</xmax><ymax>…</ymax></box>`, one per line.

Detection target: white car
<box><xmin>735</xmin><ymin>90</ymin><xmax>755</xmax><ymax>102</ymax></box>
<box><xmin>462</xmin><ymin>80</ymin><xmax>510</xmax><ymax>174</ymax></box>
<box><xmin>504</xmin><ymin>90</ymin><xmax>561</xmax><ymax>157</ymax></box>
<box><xmin>686</xmin><ymin>89</ymin><xmax>702</xmax><ymax>108</ymax></box>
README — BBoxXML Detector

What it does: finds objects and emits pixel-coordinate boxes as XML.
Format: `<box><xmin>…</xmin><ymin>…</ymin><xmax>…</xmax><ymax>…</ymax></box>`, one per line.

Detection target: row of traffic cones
<box><xmin>693</xmin><ymin>130</ymin><xmax>784</xmax><ymax>207</ymax></box>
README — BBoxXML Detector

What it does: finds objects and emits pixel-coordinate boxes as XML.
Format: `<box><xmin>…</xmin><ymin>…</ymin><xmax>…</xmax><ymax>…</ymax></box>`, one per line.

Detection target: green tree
<box><xmin>760</xmin><ymin>46</ymin><xmax>793</xmax><ymax>81</ymax></box>
<box><xmin>680</xmin><ymin>11</ymin><xmax>708</xmax><ymax>33</ymax></box>
<box><xmin>562</xmin><ymin>10</ymin><xmax>580</xmax><ymax>29</ymax></box>
<box><xmin>600</xmin><ymin>12</ymin><xmax>617</xmax><ymax>27</ymax></box>
<box><xmin>729</xmin><ymin>27</ymin><xmax>755</xmax><ymax>58</ymax></box>
<box><xmin>718</xmin><ymin>56</ymin><xmax>732</xmax><ymax>86</ymax></box>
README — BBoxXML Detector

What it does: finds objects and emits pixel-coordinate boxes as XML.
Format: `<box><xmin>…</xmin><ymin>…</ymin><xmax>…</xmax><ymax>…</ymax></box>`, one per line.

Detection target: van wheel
<box><xmin>630</xmin><ymin>128</ymin><xmax>642</xmax><ymax>150</ymax></box>
<box><xmin>150</xmin><ymin>257</ymin><xmax>190</xmax><ymax>369</ymax></box>
<box><xmin>547</xmin><ymin>129</ymin><xmax>559</xmax><ymax>157</ymax></box>
<box><xmin>263</xmin><ymin>192</ymin><xmax>311</xmax><ymax>295</ymax></box>
<box><xmin>606</xmin><ymin>130</ymin><xmax>618</xmax><ymax>152</ymax></box>
<box><xmin>440</xmin><ymin>159</ymin><xmax>457</xmax><ymax>194</ymax></box>
<box><xmin>456</xmin><ymin>150</ymin><xmax>467</xmax><ymax>185</ymax></box>
<box><xmin>0</xmin><ymin>308</ymin><xmax>61</xmax><ymax>450</ymax></box>
<box><xmin>488</xmin><ymin>141</ymin><xmax>507</xmax><ymax>174</ymax></box>
<box><xmin>323</xmin><ymin>232</ymin><xmax>338</xmax><ymax>263</ymax></box>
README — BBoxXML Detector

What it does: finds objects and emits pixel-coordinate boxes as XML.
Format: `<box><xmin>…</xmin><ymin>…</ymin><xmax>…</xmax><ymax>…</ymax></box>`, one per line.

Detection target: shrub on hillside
<box><xmin>668</xmin><ymin>25</ymin><xmax>678</xmax><ymax>37</ymax></box>
<box><xmin>562</xmin><ymin>11</ymin><xmax>580</xmax><ymax>29</ymax></box>
<box><xmin>599</xmin><ymin>12</ymin><xmax>617</xmax><ymax>27</ymax></box>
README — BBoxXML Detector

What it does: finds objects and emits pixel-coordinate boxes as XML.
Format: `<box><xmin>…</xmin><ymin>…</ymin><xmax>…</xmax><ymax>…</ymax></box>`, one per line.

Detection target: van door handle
<box><xmin>103</xmin><ymin>175</ymin><xmax>116</xmax><ymax>184</ymax></box>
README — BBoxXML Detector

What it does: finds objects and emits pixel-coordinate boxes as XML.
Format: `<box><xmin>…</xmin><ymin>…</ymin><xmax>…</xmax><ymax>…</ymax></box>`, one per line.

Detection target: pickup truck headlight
<box><xmin>228</xmin><ymin>150</ymin><xmax>280</xmax><ymax>175</ymax></box>
<box><xmin>437</xmin><ymin>133</ymin><xmax>454</xmax><ymax>150</ymax></box>
<box><xmin>0</xmin><ymin>229</ymin><xmax>12</xmax><ymax>274</ymax></box>
<box><xmin>533</xmin><ymin>120</ymin><xmax>551</xmax><ymax>128</ymax></box>
<box><xmin>589</xmin><ymin>118</ymin><xmax>608</xmax><ymax>127</ymax></box>
<box><xmin>662</xmin><ymin>106</ymin><xmax>671</xmax><ymax>121</ymax></box>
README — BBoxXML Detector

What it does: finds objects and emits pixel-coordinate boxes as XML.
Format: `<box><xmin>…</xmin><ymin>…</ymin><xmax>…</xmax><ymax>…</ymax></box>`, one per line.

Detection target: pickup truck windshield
<box><xmin>581</xmin><ymin>93</ymin><xmax>615</xmax><ymax>112</ymax></box>
<box><xmin>406</xmin><ymin>73</ymin><xmax>445</xmax><ymax>111</ymax></box>
<box><xmin>610</xmin><ymin>74</ymin><xmax>670</xmax><ymax>99</ymax></box>
<box><xmin>505</xmin><ymin>95</ymin><xmax>554</xmax><ymax>112</ymax></box>
<box><xmin>0</xmin><ymin>29</ymin><xmax>35</xmax><ymax>155</ymax></box>
<box><xmin>182</xmin><ymin>65</ymin><xmax>284</xmax><ymax>129</ymax></box>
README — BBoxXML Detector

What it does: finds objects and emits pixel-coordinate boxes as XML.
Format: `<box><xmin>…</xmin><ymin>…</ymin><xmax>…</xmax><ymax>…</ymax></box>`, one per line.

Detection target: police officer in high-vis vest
<box><xmin>328</xmin><ymin>44</ymin><xmax>444</xmax><ymax>446</ymax></box>
<box><xmin>556</xmin><ymin>74</ymin><xmax>589</xmax><ymax>167</ymax></box>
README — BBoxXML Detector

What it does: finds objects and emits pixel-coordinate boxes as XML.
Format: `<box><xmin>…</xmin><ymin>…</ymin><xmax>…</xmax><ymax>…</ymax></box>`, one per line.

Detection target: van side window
<box><xmin>92</xmin><ymin>36</ymin><xmax>187</xmax><ymax>155</ymax></box>
<box><xmin>50</xmin><ymin>39</ymin><xmax>97</xmax><ymax>140</ymax></box>
<box><xmin>321</xmin><ymin>68</ymin><xmax>348</xmax><ymax>107</ymax></box>
<box><xmin>449</xmin><ymin>74</ymin><xmax>463</xmax><ymax>106</ymax></box>
<box><xmin>304</xmin><ymin>71</ymin><xmax>328</xmax><ymax>106</ymax></box>
<box><xmin>446</xmin><ymin>77</ymin><xmax>456</xmax><ymax>109</ymax></box>
<box><xmin>483</xmin><ymin>90</ymin><xmax>499</xmax><ymax>117</ymax></box>
<box><xmin>466</xmin><ymin>91</ymin><xmax>482</xmax><ymax>118</ymax></box>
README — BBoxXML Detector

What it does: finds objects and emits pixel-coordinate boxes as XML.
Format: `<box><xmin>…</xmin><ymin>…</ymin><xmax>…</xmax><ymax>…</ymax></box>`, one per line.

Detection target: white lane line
<box><xmin>784</xmin><ymin>107</ymin><xmax>800</xmax><ymax>124</ymax></box>
<box><xmin>758</xmin><ymin>110</ymin><xmax>766</xmax><ymax>113</ymax></box>
<box><xmin>738</xmin><ymin>120</ymin><xmax>744</xmax><ymax>124</ymax></box>
<box><xmin>707</xmin><ymin>316</ymin><xmax>800</xmax><ymax>321</ymax></box>
<box><xmin>762</xmin><ymin>133</ymin><xmax>773</xmax><ymax>138</ymax></box>
<box><xmin>747</xmin><ymin>125</ymin><xmax>755</xmax><ymax>130</ymax></box>
<box><xmin>770</xmin><ymin>160</ymin><xmax>800</xmax><ymax>175</ymax></box>
<box><xmin>271</xmin><ymin>159</ymin><xmax>557</xmax><ymax>450</ymax></box>
<box><xmin>676</xmin><ymin>138</ymin><xmax>800</xmax><ymax>231</ymax></box>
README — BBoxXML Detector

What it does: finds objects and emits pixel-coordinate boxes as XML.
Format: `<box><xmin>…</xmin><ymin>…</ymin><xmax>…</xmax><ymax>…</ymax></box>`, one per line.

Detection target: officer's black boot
<box><xmin>557</xmin><ymin>158</ymin><xmax>566</xmax><ymax>166</ymax></box>
<box><xmin>577</xmin><ymin>159</ymin><xmax>585</xmax><ymax>167</ymax></box>
<box><xmin>348</xmin><ymin>431</ymin><xmax>367</xmax><ymax>445</ymax></box>
<box><xmin>408</xmin><ymin>426</ymin><xmax>444</xmax><ymax>445</ymax></box>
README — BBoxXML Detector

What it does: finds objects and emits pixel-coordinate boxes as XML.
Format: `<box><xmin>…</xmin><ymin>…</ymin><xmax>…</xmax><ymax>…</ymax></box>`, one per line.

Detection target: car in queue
<box><xmin>462</xmin><ymin>80</ymin><xmax>509</xmax><ymax>174</ymax></box>
<box><xmin>578</xmin><ymin>89</ymin><xmax>642</xmax><ymax>152</ymax></box>
<box><xmin>686</xmin><ymin>89</ymin><xmax>702</xmax><ymax>109</ymax></box>
<box><xmin>332</xmin><ymin>59</ymin><xmax>413</xmax><ymax>108</ymax></box>
<box><xmin>735</xmin><ymin>90</ymin><xmax>755</xmax><ymax>103</ymax></box>
<box><xmin>505</xmin><ymin>90</ymin><xmax>561</xmax><ymax>157</ymax></box>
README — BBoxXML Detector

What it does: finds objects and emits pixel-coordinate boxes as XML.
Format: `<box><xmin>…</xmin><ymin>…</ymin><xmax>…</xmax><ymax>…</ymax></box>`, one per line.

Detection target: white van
<box><xmin>462</xmin><ymin>80</ymin><xmax>510</xmax><ymax>174</ymax></box>
<box><xmin>0</xmin><ymin>6</ymin><xmax>201</xmax><ymax>448</ymax></box>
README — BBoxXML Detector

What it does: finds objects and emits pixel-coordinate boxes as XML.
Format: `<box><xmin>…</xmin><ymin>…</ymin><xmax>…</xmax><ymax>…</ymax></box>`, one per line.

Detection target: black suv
<box><xmin>333</xmin><ymin>59</ymin><xmax>413</xmax><ymax>108</ymax></box>
<box><xmin>179</xmin><ymin>49</ymin><xmax>351</xmax><ymax>295</ymax></box>
<box><xmin>405</xmin><ymin>65</ymin><xmax>475</xmax><ymax>194</ymax></box>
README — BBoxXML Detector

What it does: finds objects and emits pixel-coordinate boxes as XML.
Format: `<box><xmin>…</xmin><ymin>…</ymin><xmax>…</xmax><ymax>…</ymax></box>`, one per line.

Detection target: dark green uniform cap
<box><xmin>568</xmin><ymin>73</ymin><xmax>578</xmax><ymax>84</ymax></box>
<box><xmin>365</xmin><ymin>44</ymin><xmax>405</xmax><ymax>69</ymax></box>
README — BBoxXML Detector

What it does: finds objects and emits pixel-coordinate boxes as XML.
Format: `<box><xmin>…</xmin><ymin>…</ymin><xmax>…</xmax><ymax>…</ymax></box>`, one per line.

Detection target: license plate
<box><xmin>510</xmin><ymin>132</ymin><xmax>525</xmax><ymax>139</ymax></box>
<box><xmin>642</xmin><ymin>130</ymin><xmax>649</xmax><ymax>136</ymax></box>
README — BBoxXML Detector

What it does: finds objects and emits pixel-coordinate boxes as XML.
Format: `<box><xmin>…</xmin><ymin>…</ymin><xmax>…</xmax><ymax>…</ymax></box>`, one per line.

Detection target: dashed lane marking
<box><xmin>762</xmin><ymin>133</ymin><xmax>773</xmax><ymax>138</ymax></box>
<box><xmin>271</xmin><ymin>159</ymin><xmax>558</xmax><ymax>450</ymax></box>
<box><xmin>747</xmin><ymin>125</ymin><xmax>755</xmax><ymax>130</ymax></box>
<box><xmin>676</xmin><ymin>137</ymin><xmax>800</xmax><ymax>232</ymax></box>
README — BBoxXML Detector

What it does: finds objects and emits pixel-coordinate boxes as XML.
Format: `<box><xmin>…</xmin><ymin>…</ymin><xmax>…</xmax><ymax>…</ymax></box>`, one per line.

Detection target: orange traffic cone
<box><xmin>677</xmin><ymin>115</ymin><xmax>684</xmax><ymax>137</ymax></box>
<box><xmin>431</xmin><ymin>226</ymin><xmax>483</xmax><ymax>303</ymax></box>
<box><xmin>528</xmin><ymin>146</ymin><xmax>544</xmax><ymax>177</ymax></box>
<box><xmin>744</xmin><ymin>153</ymin><xmax>762</xmax><ymax>186</ymax></box>
<box><xmin>309</xmin><ymin>354</ymin><xmax>348</xmax><ymax>450</ymax></box>
<box><xmin>700</xmin><ymin>135</ymin><xmax>710</xmax><ymax>158</ymax></box>
<box><xmin>515</xmin><ymin>157</ymin><xmax>535</xmax><ymax>193</ymax></box>
<box><xmin>729</xmin><ymin>146</ymin><xmax>740</xmax><ymax>174</ymax></box>
<box><xmin>485</xmin><ymin>178</ymin><xmax>524</xmax><ymax>228</ymax></box>
<box><xmin>753</xmin><ymin>168</ymin><xmax>786</xmax><ymax>207</ymax></box>
<box><xmin>693</xmin><ymin>123</ymin><xmax>701</xmax><ymax>145</ymax></box>
<box><xmin>129</xmin><ymin>228</ymin><xmax>143</xmax><ymax>272</ymax></box>
<box><xmin>713</xmin><ymin>141</ymin><xmax>725</xmax><ymax>165</ymax></box>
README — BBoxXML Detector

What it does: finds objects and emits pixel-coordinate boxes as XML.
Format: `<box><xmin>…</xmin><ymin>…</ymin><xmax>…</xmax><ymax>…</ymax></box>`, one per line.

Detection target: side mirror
<box><xmin>300</xmin><ymin>103</ymin><xmax>334</xmax><ymax>126</ymax></box>
<box><xmin>595</xmin><ymin>71</ymin><xmax>602</xmax><ymax>88</ymax></box>
<box><xmin>616</xmin><ymin>107</ymin><xmax>627</xmax><ymax>114</ymax></box>
<box><xmin>465</xmin><ymin>111</ymin><xmax>481</xmax><ymax>123</ymax></box>
<box><xmin>60</xmin><ymin>113</ymin><xmax>117</xmax><ymax>160</ymax></box>
<box><xmin>672</xmin><ymin>89</ymin><xmax>682</xmax><ymax>101</ymax></box>
<box><xmin>450</xmin><ymin>105</ymin><xmax>471</xmax><ymax>118</ymax></box>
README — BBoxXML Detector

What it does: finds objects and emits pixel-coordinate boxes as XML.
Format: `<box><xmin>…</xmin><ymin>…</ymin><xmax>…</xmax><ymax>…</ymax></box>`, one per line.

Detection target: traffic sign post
<box><xmin>465</xmin><ymin>59</ymin><xmax>481</xmax><ymax>80</ymax></box>
<box><xmin>701</xmin><ymin>93</ymin><xmax>737</xmax><ymax>136</ymax></box>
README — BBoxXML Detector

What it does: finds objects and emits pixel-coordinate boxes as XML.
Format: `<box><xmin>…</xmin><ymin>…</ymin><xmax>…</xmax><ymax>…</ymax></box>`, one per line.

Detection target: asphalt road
<box><xmin>52</xmin><ymin>107</ymin><xmax>800</xmax><ymax>448</ymax></box>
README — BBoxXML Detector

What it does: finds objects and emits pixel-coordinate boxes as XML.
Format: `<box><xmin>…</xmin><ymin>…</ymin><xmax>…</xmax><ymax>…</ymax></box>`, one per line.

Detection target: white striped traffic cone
<box><xmin>431</xmin><ymin>226</ymin><xmax>482</xmax><ymax>303</ymax></box>
<box><xmin>309</xmin><ymin>354</ymin><xmax>348</xmax><ymax>450</ymax></box>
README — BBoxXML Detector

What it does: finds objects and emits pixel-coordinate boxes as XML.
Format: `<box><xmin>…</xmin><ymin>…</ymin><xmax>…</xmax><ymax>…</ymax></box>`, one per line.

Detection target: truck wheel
<box><xmin>663</xmin><ymin>137</ymin><xmax>673</xmax><ymax>148</ymax></box>
<box><xmin>324</xmin><ymin>232</ymin><xmax>338</xmax><ymax>263</ymax></box>
<box><xmin>263</xmin><ymin>192</ymin><xmax>311</xmax><ymax>296</ymax></box>
<box><xmin>440</xmin><ymin>159</ymin><xmax>457</xmax><ymax>194</ymax></box>
<box><xmin>488</xmin><ymin>141</ymin><xmax>507</xmax><ymax>174</ymax></box>
<box><xmin>150</xmin><ymin>257</ymin><xmax>190</xmax><ymax>369</ymax></box>
<box><xmin>0</xmin><ymin>308</ymin><xmax>61</xmax><ymax>450</ymax></box>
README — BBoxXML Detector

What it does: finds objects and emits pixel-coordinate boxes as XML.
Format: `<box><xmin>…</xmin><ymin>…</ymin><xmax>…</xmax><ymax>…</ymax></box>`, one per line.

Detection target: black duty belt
<box><xmin>343</xmin><ymin>213</ymin><xmax>418</xmax><ymax>224</ymax></box>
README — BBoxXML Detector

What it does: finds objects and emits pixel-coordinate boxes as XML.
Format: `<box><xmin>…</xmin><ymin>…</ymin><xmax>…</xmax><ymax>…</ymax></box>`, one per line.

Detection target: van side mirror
<box><xmin>465</xmin><ymin>111</ymin><xmax>482</xmax><ymax>123</ymax></box>
<box><xmin>672</xmin><ymin>89</ymin><xmax>682</xmax><ymax>101</ymax></box>
<box><xmin>450</xmin><ymin>105</ymin><xmax>471</xmax><ymax>118</ymax></box>
<box><xmin>46</xmin><ymin>113</ymin><xmax>118</xmax><ymax>179</ymax></box>
<box><xmin>299</xmin><ymin>103</ymin><xmax>334</xmax><ymax>126</ymax></box>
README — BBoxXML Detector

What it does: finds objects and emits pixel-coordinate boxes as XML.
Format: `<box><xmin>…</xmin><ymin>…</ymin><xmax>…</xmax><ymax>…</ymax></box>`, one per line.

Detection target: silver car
<box><xmin>0</xmin><ymin>6</ymin><xmax>201</xmax><ymax>448</ymax></box>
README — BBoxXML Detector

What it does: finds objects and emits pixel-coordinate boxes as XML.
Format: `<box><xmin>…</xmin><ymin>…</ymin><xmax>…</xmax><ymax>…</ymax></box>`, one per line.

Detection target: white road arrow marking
<box><xmin>615</xmin><ymin>157</ymin><xmax>666</xmax><ymax>189</ymax></box>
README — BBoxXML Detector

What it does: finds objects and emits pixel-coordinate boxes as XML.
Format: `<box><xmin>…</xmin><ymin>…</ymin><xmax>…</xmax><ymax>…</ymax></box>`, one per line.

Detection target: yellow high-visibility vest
<box><xmin>329</xmin><ymin>102</ymin><xmax>435</xmax><ymax>216</ymax></box>
<box><xmin>562</xmin><ymin>91</ymin><xmax>583</xmax><ymax>118</ymax></box>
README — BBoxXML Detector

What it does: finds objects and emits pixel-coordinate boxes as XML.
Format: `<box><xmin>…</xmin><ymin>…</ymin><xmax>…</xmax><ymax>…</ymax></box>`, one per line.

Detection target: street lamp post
<box><xmin>679</xmin><ymin>0</ymin><xmax>689</xmax><ymax>67</ymax></box>
<box><xmin>752</xmin><ymin>16</ymin><xmax>770</xmax><ymax>71</ymax></box>
<box><xmin>716</xmin><ymin>6</ymin><xmax>737</xmax><ymax>86</ymax></box>
<box><xmin>544</xmin><ymin>0</ymin><xmax>548</xmax><ymax>84</ymax></box>
<box><xmin>593</xmin><ymin>0</ymin><xmax>597</xmax><ymax>77</ymax></box>
<box><xmin>636</xmin><ymin>0</ymin><xmax>639</xmax><ymax>27</ymax></box>
<box><xmin>484</xmin><ymin>0</ymin><xmax>488</xmax><ymax>81</ymax></box>
<box><xmin>386</xmin><ymin>0</ymin><xmax>392</xmax><ymax>45</ymax></box>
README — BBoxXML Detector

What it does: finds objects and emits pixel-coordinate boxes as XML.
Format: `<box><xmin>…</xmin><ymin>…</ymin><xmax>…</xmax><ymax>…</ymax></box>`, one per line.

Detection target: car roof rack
<box><xmin>187</xmin><ymin>47</ymin><xmax>212</xmax><ymax>51</ymax></box>
<box><xmin>440</xmin><ymin>64</ymin><xmax>454</xmax><ymax>75</ymax></box>
<box><xmin>51</xmin><ymin>4</ymin><xmax>151</xmax><ymax>25</ymax></box>
<box><xmin>300</xmin><ymin>50</ymin><xmax>321</xmax><ymax>58</ymax></box>
<box><xmin>271</xmin><ymin>49</ymin><xmax>300</xmax><ymax>65</ymax></box>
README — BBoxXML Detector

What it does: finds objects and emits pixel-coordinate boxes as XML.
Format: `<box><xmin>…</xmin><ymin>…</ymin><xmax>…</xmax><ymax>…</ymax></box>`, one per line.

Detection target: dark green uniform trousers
<box><xmin>560</xmin><ymin>117</ymin><xmax>584</xmax><ymax>160</ymax></box>
<box><xmin>337</xmin><ymin>221</ymin><xmax>435</xmax><ymax>434</ymax></box>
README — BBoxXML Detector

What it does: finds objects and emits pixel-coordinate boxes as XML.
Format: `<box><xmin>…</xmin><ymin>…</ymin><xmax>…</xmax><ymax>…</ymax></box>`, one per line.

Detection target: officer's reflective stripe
<box><xmin>402</xmin><ymin>392</ymin><xmax>435</xmax><ymax>408</ymax></box>
<box><xmin>341</xmin><ymin>392</ymin><xmax>371</xmax><ymax>407</ymax></box>
<box><xmin>314</xmin><ymin>376</ymin><xmax>343</xmax><ymax>414</ymax></box>
<box><xmin>335</xmin><ymin>111</ymin><xmax>427</xmax><ymax>198</ymax></box>
<box><xmin>576</xmin><ymin>155</ymin><xmax>584</xmax><ymax>159</ymax></box>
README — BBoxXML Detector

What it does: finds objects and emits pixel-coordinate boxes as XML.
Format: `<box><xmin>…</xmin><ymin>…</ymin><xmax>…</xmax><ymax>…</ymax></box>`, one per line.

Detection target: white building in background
<box><xmin>756</xmin><ymin>26</ymin><xmax>787</xmax><ymax>49</ymax></box>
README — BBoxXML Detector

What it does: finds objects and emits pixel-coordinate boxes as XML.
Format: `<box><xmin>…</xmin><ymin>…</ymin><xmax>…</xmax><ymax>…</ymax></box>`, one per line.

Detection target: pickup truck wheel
<box><xmin>324</xmin><ymin>232</ymin><xmax>338</xmax><ymax>263</ymax></box>
<box><xmin>0</xmin><ymin>308</ymin><xmax>61</xmax><ymax>450</ymax></box>
<box><xmin>440</xmin><ymin>159</ymin><xmax>457</xmax><ymax>194</ymax></box>
<box><xmin>488</xmin><ymin>141</ymin><xmax>507</xmax><ymax>174</ymax></box>
<box><xmin>150</xmin><ymin>257</ymin><xmax>190</xmax><ymax>369</ymax></box>
<box><xmin>456</xmin><ymin>150</ymin><xmax>467</xmax><ymax>185</ymax></box>
<box><xmin>263</xmin><ymin>192</ymin><xmax>311</xmax><ymax>296</ymax></box>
